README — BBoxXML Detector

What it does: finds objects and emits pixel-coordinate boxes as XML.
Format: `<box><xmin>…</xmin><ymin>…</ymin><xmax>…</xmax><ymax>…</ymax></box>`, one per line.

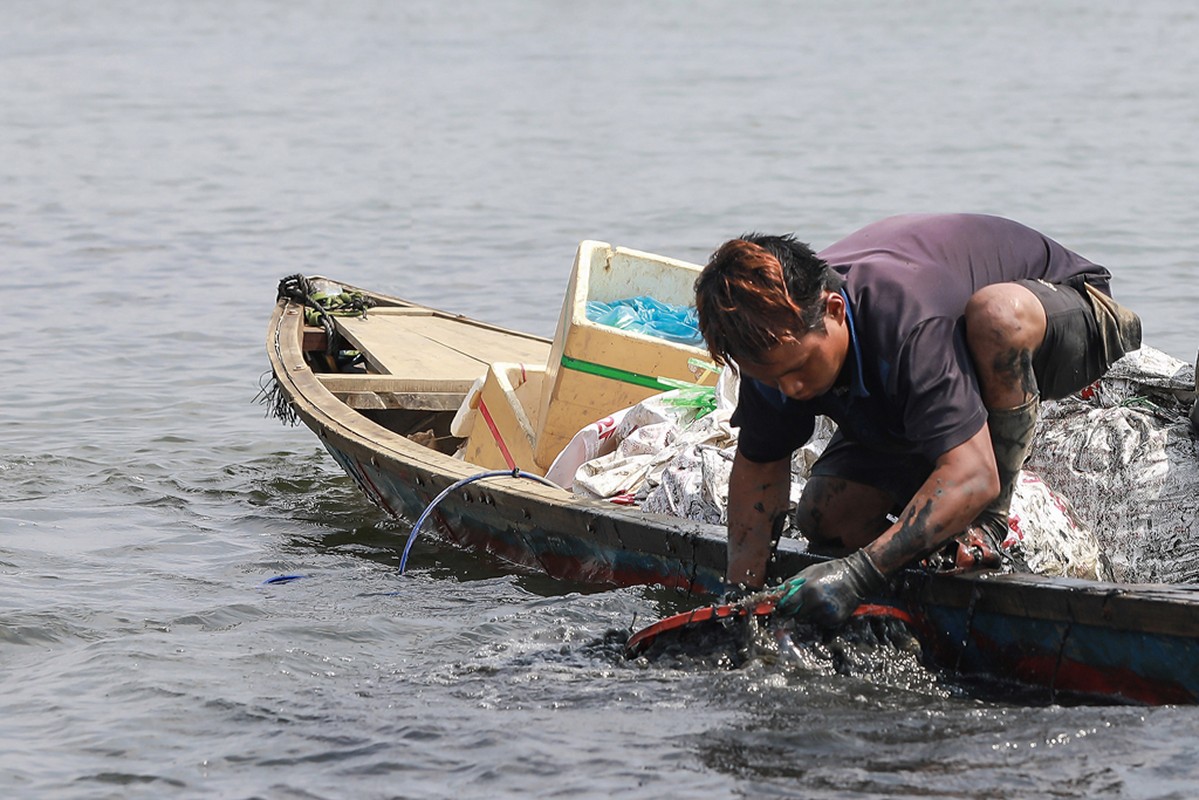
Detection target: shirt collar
<box><xmin>841</xmin><ymin>289</ymin><xmax>870</xmax><ymax>398</ymax></box>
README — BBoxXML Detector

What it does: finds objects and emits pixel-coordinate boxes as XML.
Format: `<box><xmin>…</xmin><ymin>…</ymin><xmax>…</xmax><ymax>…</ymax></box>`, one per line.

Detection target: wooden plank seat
<box><xmin>328</xmin><ymin>308</ymin><xmax>551</xmax><ymax>411</ymax></box>
<box><xmin>316</xmin><ymin>374</ymin><xmax>472</xmax><ymax>411</ymax></box>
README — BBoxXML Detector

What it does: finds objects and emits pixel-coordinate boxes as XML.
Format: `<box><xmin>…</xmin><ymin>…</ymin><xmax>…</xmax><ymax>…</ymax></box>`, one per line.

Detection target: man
<box><xmin>695</xmin><ymin>213</ymin><xmax>1141</xmax><ymax>627</ymax></box>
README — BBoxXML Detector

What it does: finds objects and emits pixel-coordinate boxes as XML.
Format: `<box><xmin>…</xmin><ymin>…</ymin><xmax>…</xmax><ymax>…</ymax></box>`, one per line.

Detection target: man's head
<box><xmin>695</xmin><ymin>234</ymin><xmax>851</xmax><ymax>401</ymax></box>
<box><xmin>695</xmin><ymin>233</ymin><xmax>845</xmax><ymax>364</ymax></box>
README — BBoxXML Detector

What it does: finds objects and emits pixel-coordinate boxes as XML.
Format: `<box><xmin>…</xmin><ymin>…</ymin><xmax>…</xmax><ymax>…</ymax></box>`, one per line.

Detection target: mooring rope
<box><xmin>276</xmin><ymin>273</ymin><xmax>374</xmax><ymax>355</ymax></box>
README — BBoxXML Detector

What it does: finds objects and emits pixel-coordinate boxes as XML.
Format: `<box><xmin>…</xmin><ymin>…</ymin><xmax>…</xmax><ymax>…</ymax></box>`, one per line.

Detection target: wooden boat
<box><xmin>265</xmin><ymin>270</ymin><xmax>1199</xmax><ymax>706</ymax></box>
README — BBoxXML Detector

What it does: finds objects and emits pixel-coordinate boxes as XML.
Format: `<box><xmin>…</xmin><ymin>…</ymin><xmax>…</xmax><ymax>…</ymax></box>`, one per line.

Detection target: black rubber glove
<box><xmin>774</xmin><ymin>550</ymin><xmax>887</xmax><ymax>627</ymax></box>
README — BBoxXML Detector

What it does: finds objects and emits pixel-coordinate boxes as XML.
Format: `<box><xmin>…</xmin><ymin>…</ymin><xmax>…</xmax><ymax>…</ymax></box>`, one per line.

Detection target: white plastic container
<box><xmin>533</xmin><ymin>240</ymin><xmax>716</xmax><ymax>469</ymax></box>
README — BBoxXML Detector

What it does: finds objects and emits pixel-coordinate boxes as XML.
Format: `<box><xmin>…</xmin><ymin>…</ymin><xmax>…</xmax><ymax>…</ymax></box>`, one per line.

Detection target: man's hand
<box><xmin>774</xmin><ymin>550</ymin><xmax>888</xmax><ymax>627</ymax></box>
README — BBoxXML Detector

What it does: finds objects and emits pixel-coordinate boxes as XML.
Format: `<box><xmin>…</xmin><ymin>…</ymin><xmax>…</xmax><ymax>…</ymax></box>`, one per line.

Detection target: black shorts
<box><xmin>1016</xmin><ymin>277</ymin><xmax>1113</xmax><ymax>401</ymax></box>
<box><xmin>808</xmin><ymin>278</ymin><xmax>1140</xmax><ymax>504</ymax></box>
<box><xmin>809</xmin><ymin>432</ymin><xmax>934</xmax><ymax>506</ymax></box>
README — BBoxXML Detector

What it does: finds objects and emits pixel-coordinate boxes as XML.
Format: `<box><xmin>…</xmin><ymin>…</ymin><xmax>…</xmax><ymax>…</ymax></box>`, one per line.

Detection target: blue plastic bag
<box><xmin>585</xmin><ymin>296</ymin><xmax>704</xmax><ymax>346</ymax></box>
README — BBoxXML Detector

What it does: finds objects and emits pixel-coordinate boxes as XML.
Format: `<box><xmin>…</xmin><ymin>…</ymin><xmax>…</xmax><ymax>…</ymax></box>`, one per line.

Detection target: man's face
<box><xmin>736</xmin><ymin>292</ymin><xmax>850</xmax><ymax>402</ymax></box>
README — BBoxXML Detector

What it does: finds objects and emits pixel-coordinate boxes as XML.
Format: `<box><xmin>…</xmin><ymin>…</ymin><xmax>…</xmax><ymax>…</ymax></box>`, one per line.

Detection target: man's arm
<box><xmin>775</xmin><ymin>424</ymin><xmax>999</xmax><ymax>626</ymax></box>
<box><xmin>864</xmin><ymin>424</ymin><xmax>998</xmax><ymax>575</ymax></box>
<box><xmin>725</xmin><ymin>450</ymin><xmax>791</xmax><ymax>591</ymax></box>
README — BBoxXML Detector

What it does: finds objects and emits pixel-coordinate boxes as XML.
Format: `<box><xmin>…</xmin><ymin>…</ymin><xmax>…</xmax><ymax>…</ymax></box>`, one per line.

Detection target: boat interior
<box><xmin>300</xmin><ymin>299</ymin><xmax>551</xmax><ymax>456</ymax></box>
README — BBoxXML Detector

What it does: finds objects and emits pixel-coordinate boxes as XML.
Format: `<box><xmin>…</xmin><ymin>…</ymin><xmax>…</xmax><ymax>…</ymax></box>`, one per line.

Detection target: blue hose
<box><xmin>398</xmin><ymin>469</ymin><xmax>559</xmax><ymax>574</ymax></box>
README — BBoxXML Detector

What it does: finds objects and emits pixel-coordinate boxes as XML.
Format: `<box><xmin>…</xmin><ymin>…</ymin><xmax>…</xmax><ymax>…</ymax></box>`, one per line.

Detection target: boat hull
<box><xmin>267</xmin><ymin>285</ymin><xmax>1199</xmax><ymax>706</ymax></box>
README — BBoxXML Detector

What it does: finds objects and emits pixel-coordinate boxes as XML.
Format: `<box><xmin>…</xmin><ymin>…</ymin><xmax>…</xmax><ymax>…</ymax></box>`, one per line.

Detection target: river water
<box><xmin>3</xmin><ymin>2</ymin><xmax>1198</xmax><ymax>798</ymax></box>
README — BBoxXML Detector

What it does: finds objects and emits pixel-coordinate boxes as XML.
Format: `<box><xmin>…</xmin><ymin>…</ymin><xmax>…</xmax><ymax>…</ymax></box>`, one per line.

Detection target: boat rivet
<box><xmin>370</xmin><ymin>456</ymin><xmax>379</xmax><ymax>468</ymax></box>
<box><xmin>522</xmin><ymin>508</ymin><xmax>532</xmax><ymax>520</ymax></box>
<box><xmin>586</xmin><ymin>521</ymin><xmax>597</xmax><ymax>534</ymax></box>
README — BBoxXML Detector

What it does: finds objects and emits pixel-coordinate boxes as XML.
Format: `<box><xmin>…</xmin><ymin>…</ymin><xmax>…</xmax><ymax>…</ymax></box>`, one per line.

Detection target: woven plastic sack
<box><xmin>1025</xmin><ymin>347</ymin><xmax>1199</xmax><ymax>583</ymax></box>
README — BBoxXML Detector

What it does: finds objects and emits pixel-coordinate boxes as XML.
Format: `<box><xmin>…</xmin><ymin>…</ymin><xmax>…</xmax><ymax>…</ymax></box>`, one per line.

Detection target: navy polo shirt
<box><xmin>732</xmin><ymin>213</ymin><xmax>1112</xmax><ymax>463</ymax></box>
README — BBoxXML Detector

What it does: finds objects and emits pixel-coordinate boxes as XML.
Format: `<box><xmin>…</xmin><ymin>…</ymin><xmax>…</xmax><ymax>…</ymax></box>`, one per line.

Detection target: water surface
<box><xmin>3</xmin><ymin>2</ymin><xmax>1198</xmax><ymax>797</ymax></box>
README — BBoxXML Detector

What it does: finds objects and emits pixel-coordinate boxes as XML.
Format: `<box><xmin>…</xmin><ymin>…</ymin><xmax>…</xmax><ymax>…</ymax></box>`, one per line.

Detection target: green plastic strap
<box><xmin>560</xmin><ymin>354</ymin><xmax>676</xmax><ymax>391</ymax></box>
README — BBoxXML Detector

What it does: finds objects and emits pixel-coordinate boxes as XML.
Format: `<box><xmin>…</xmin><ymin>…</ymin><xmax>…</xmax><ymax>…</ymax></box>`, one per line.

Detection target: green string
<box><xmin>559</xmin><ymin>355</ymin><xmax>718</xmax><ymax>419</ymax></box>
<box><xmin>559</xmin><ymin>354</ymin><xmax>676</xmax><ymax>391</ymax></box>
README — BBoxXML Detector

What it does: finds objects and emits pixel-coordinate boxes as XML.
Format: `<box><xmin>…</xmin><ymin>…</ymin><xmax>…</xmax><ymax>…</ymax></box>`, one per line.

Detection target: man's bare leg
<box><xmin>963</xmin><ymin>283</ymin><xmax>1048</xmax><ymax>553</ymax></box>
<box><xmin>794</xmin><ymin>475</ymin><xmax>896</xmax><ymax>551</ymax></box>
